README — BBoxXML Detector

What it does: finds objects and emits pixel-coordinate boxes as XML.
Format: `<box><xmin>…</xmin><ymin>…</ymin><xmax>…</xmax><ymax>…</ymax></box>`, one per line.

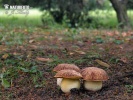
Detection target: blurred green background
<box><xmin>0</xmin><ymin>0</ymin><xmax>133</xmax><ymax>29</ymax></box>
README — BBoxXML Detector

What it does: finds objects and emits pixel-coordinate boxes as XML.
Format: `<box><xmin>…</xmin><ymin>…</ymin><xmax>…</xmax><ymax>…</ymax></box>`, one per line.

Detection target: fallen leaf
<box><xmin>77</xmin><ymin>41</ymin><xmax>84</xmax><ymax>47</ymax></box>
<box><xmin>0</xmin><ymin>46</ymin><xmax>7</xmax><ymax>52</ymax></box>
<box><xmin>2</xmin><ymin>54</ymin><xmax>9</xmax><ymax>59</ymax></box>
<box><xmin>29</xmin><ymin>40</ymin><xmax>35</xmax><ymax>43</ymax></box>
<box><xmin>27</xmin><ymin>51</ymin><xmax>32</xmax><ymax>58</ymax></box>
<box><xmin>106</xmin><ymin>32</ymin><xmax>113</xmax><ymax>36</ymax></box>
<box><xmin>58</xmin><ymin>37</ymin><xmax>63</xmax><ymax>41</ymax></box>
<box><xmin>120</xmin><ymin>57</ymin><xmax>128</xmax><ymax>63</ymax></box>
<box><xmin>2</xmin><ymin>68</ymin><xmax>6</xmax><ymax>73</ymax></box>
<box><xmin>29</xmin><ymin>45</ymin><xmax>38</xmax><ymax>49</ymax></box>
<box><xmin>69</xmin><ymin>52</ymin><xmax>74</xmax><ymax>55</ymax></box>
<box><xmin>114</xmin><ymin>30</ymin><xmax>119</xmax><ymax>35</ymax></box>
<box><xmin>87</xmin><ymin>40</ymin><xmax>92</xmax><ymax>45</ymax></box>
<box><xmin>122</xmin><ymin>32</ymin><xmax>127</xmax><ymax>37</ymax></box>
<box><xmin>19</xmin><ymin>46</ymin><xmax>25</xmax><ymax>50</ymax></box>
<box><xmin>12</xmin><ymin>52</ymin><xmax>21</xmax><ymax>55</ymax></box>
<box><xmin>95</xmin><ymin>59</ymin><xmax>110</xmax><ymax>68</ymax></box>
<box><xmin>74</xmin><ymin>50</ymin><xmax>86</xmax><ymax>55</ymax></box>
<box><xmin>36</xmin><ymin>57</ymin><xmax>53</xmax><ymax>62</ymax></box>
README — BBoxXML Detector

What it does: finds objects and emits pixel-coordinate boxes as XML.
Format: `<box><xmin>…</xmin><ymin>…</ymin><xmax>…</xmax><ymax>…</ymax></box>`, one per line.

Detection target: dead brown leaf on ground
<box><xmin>95</xmin><ymin>59</ymin><xmax>110</xmax><ymax>68</ymax></box>
<box><xmin>36</xmin><ymin>57</ymin><xmax>53</xmax><ymax>62</ymax></box>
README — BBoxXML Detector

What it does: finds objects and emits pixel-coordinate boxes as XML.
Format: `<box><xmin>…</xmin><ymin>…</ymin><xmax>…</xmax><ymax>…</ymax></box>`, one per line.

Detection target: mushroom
<box><xmin>54</xmin><ymin>69</ymin><xmax>82</xmax><ymax>93</ymax></box>
<box><xmin>53</xmin><ymin>63</ymin><xmax>80</xmax><ymax>86</ymax></box>
<box><xmin>81</xmin><ymin>67</ymin><xmax>109</xmax><ymax>91</ymax></box>
<box><xmin>53</xmin><ymin>63</ymin><xmax>80</xmax><ymax>72</ymax></box>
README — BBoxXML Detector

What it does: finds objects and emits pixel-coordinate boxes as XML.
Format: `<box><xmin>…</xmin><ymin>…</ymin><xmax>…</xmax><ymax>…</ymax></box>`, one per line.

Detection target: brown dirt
<box><xmin>0</xmin><ymin>29</ymin><xmax>133</xmax><ymax>100</ymax></box>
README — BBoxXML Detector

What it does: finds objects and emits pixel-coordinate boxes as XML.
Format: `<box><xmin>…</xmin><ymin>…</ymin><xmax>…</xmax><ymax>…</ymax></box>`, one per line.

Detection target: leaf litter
<box><xmin>0</xmin><ymin>28</ymin><xmax>133</xmax><ymax>100</ymax></box>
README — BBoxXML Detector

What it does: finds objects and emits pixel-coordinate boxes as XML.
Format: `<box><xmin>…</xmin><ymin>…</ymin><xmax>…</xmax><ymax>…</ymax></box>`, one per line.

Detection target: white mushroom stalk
<box><xmin>57</xmin><ymin>78</ymin><xmax>63</xmax><ymax>86</ymax></box>
<box><xmin>61</xmin><ymin>78</ymin><xmax>80</xmax><ymax>93</ymax></box>
<box><xmin>84</xmin><ymin>81</ymin><xmax>102</xmax><ymax>91</ymax></box>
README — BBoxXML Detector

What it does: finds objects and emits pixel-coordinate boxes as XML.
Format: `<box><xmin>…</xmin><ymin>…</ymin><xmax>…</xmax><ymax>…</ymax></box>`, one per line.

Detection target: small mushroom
<box><xmin>53</xmin><ymin>63</ymin><xmax>80</xmax><ymax>72</ymax></box>
<box><xmin>54</xmin><ymin>69</ymin><xmax>82</xmax><ymax>94</ymax></box>
<box><xmin>81</xmin><ymin>67</ymin><xmax>109</xmax><ymax>91</ymax></box>
<box><xmin>53</xmin><ymin>63</ymin><xmax>80</xmax><ymax>86</ymax></box>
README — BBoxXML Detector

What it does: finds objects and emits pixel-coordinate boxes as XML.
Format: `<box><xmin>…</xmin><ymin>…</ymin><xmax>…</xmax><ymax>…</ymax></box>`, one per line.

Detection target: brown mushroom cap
<box><xmin>54</xmin><ymin>69</ymin><xmax>82</xmax><ymax>79</ymax></box>
<box><xmin>53</xmin><ymin>63</ymin><xmax>80</xmax><ymax>72</ymax></box>
<box><xmin>81</xmin><ymin>67</ymin><xmax>109</xmax><ymax>81</ymax></box>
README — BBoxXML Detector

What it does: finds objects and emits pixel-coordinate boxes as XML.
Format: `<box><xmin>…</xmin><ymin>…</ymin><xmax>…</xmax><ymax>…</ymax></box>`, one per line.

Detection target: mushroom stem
<box><xmin>57</xmin><ymin>78</ymin><xmax>63</xmax><ymax>86</ymax></box>
<box><xmin>61</xmin><ymin>78</ymin><xmax>80</xmax><ymax>93</ymax></box>
<box><xmin>84</xmin><ymin>81</ymin><xmax>102</xmax><ymax>91</ymax></box>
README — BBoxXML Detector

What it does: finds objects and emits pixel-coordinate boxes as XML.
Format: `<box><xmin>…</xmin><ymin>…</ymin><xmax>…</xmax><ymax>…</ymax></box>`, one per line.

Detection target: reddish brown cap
<box><xmin>81</xmin><ymin>67</ymin><xmax>109</xmax><ymax>81</ymax></box>
<box><xmin>54</xmin><ymin>69</ymin><xmax>82</xmax><ymax>79</ymax></box>
<box><xmin>53</xmin><ymin>63</ymin><xmax>80</xmax><ymax>72</ymax></box>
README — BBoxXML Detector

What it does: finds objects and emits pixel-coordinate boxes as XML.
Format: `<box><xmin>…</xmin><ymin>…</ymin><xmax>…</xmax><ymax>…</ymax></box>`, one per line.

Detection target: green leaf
<box><xmin>125</xmin><ymin>85</ymin><xmax>133</xmax><ymax>93</ymax></box>
<box><xmin>109</xmin><ymin>57</ymin><xmax>119</xmax><ymax>63</ymax></box>
<box><xmin>96</xmin><ymin>37</ymin><xmax>104</xmax><ymax>43</ymax></box>
<box><xmin>30</xmin><ymin>66</ymin><xmax>38</xmax><ymax>73</ymax></box>
<box><xmin>1</xmin><ymin>79</ymin><xmax>10</xmax><ymax>88</ymax></box>
<box><xmin>114</xmin><ymin>39</ymin><xmax>123</xmax><ymax>45</ymax></box>
<box><xmin>19</xmin><ymin>67</ymin><xmax>29</xmax><ymax>73</ymax></box>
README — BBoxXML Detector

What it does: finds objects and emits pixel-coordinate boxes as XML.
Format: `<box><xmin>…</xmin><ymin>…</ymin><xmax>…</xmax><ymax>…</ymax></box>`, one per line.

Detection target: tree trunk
<box><xmin>109</xmin><ymin>0</ymin><xmax>131</xmax><ymax>29</ymax></box>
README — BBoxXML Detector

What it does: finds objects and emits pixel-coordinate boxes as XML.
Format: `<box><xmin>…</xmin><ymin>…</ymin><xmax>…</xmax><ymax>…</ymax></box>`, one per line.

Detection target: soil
<box><xmin>0</xmin><ymin>30</ymin><xmax>133</xmax><ymax>100</ymax></box>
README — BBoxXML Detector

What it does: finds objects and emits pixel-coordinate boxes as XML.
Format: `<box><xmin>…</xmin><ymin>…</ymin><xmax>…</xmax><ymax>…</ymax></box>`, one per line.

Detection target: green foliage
<box><xmin>127</xmin><ymin>0</ymin><xmax>133</xmax><ymax>9</ymax></box>
<box><xmin>0</xmin><ymin>53</ymin><xmax>44</xmax><ymax>88</ymax></box>
<box><xmin>114</xmin><ymin>39</ymin><xmax>123</xmax><ymax>45</ymax></box>
<box><xmin>95</xmin><ymin>37</ymin><xmax>104</xmax><ymax>43</ymax></box>
<box><xmin>1</xmin><ymin>79</ymin><xmax>10</xmax><ymax>88</ymax></box>
<box><xmin>19</xmin><ymin>66</ymin><xmax>40</xmax><ymax>74</ymax></box>
<box><xmin>46</xmin><ymin>53</ymin><xmax>99</xmax><ymax>68</ymax></box>
<box><xmin>1</xmin><ymin>0</ymin><xmax>133</xmax><ymax>28</ymax></box>
<box><xmin>0</xmin><ymin>73</ymin><xmax>10</xmax><ymax>88</ymax></box>
<box><xmin>0</xmin><ymin>8</ymin><xmax>133</xmax><ymax>29</ymax></box>
<box><xmin>0</xmin><ymin>9</ymin><xmax>42</xmax><ymax>27</ymax></box>
<box><xmin>109</xmin><ymin>57</ymin><xmax>119</xmax><ymax>64</ymax></box>
<box><xmin>125</xmin><ymin>85</ymin><xmax>133</xmax><ymax>93</ymax></box>
<box><xmin>65</xmin><ymin>28</ymin><xmax>80</xmax><ymax>39</ymax></box>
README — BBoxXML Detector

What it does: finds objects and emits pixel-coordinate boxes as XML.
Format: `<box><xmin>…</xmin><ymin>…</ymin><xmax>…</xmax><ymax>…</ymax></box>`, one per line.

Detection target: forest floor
<box><xmin>0</xmin><ymin>27</ymin><xmax>133</xmax><ymax>100</ymax></box>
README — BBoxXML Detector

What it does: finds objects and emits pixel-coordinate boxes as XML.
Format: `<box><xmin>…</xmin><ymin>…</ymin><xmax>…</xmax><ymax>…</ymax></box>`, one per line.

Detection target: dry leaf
<box><xmin>19</xmin><ymin>46</ymin><xmax>25</xmax><ymax>50</ymax></box>
<box><xmin>2</xmin><ymin>68</ymin><xmax>6</xmax><ymax>73</ymax></box>
<box><xmin>13</xmin><ymin>52</ymin><xmax>21</xmax><ymax>55</ymax></box>
<box><xmin>95</xmin><ymin>59</ymin><xmax>110</xmax><ymax>68</ymax></box>
<box><xmin>120</xmin><ymin>57</ymin><xmax>128</xmax><ymax>63</ymax></box>
<box><xmin>30</xmin><ymin>45</ymin><xmax>38</xmax><ymax>49</ymax></box>
<box><xmin>69</xmin><ymin>52</ymin><xmax>74</xmax><ymax>55</ymax></box>
<box><xmin>122</xmin><ymin>32</ymin><xmax>127</xmax><ymax>37</ymax></box>
<box><xmin>0</xmin><ymin>46</ymin><xmax>7</xmax><ymax>52</ymax></box>
<box><xmin>27</xmin><ymin>52</ymin><xmax>32</xmax><ymax>58</ymax></box>
<box><xmin>29</xmin><ymin>40</ymin><xmax>35</xmax><ymax>43</ymax></box>
<box><xmin>74</xmin><ymin>50</ymin><xmax>86</xmax><ymax>55</ymax></box>
<box><xmin>58</xmin><ymin>37</ymin><xmax>63</xmax><ymax>41</ymax></box>
<box><xmin>36</xmin><ymin>57</ymin><xmax>53</xmax><ymax>62</ymax></box>
<box><xmin>2</xmin><ymin>54</ymin><xmax>9</xmax><ymax>59</ymax></box>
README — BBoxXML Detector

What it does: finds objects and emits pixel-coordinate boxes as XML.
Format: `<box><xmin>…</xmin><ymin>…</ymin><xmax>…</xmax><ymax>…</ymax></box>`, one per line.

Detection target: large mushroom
<box><xmin>53</xmin><ymin>63</ymin><xmax>80</xmax><ymax>86</ymax></box>
<box><xmin>54</xmin><ymin>69</ymin><xmax>82</xmax><ymax>94</ymax></box>
<box><xmin>81</xmin><ymin>67</ymin><xmax>109</xmax><ymax>91</ymax></box>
